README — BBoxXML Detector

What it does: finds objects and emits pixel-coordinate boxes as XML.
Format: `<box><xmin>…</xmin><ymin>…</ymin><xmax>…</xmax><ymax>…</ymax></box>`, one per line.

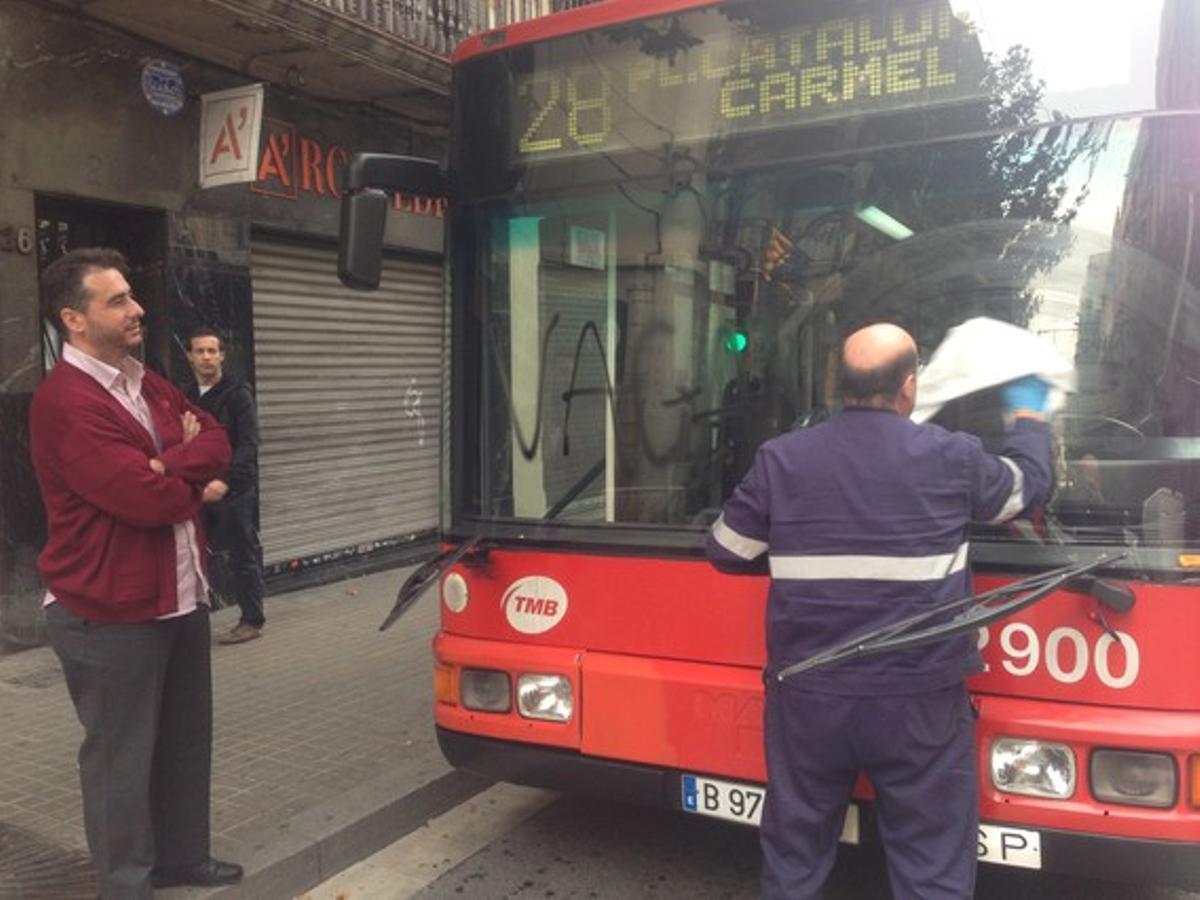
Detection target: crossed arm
<box><xmin>61</xmin><ymin>400</ymin><xmax>231</xmax><ymax>528</ymax></box>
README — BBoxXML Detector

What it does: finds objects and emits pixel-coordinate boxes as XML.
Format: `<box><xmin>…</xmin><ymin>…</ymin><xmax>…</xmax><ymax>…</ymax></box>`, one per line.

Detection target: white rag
<box><xmin>911</xmin><ymin>317</ymin><xmax>1076</xmax><ymax>424</ymax></box>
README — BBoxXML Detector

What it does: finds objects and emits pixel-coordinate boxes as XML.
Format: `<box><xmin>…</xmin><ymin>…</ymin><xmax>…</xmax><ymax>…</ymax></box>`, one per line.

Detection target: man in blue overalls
<box><xmin>707</xmin><ymin>322</ymin><xmax>1054</xmax><ymax>899</ymax></box>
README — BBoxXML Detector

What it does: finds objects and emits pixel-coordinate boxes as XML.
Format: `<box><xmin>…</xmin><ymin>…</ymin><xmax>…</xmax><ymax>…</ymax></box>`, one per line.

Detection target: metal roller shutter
<box><xmin>251</xmin><ymin>237</ymin><xmax>442</xmax><ymax>566</ymax></box>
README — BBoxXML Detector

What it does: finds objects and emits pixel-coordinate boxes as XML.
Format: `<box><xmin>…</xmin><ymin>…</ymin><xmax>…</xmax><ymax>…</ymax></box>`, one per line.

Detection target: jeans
<box><xmin>204</xmin><ymin>489</ymin><xmax>265</xmax><ymax>626</ymax></box>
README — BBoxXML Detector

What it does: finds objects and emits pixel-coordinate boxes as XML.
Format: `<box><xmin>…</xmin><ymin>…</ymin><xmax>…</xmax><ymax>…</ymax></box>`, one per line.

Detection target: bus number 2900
<box><xmin>977</xmin><ymin>624</ymin><xmax>1140</xmax><ymax>689</ymax></box>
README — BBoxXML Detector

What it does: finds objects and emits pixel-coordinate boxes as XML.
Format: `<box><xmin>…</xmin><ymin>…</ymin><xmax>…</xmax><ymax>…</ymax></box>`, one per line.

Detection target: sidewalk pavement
<box><xmin>0</xmin><ymin>565</ymin><xmax>491</xmax><ymax>899</ymax></box>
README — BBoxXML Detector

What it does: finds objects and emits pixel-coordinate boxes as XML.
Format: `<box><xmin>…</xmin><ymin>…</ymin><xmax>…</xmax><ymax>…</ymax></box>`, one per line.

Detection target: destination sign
<box><xmin>513</xmin><ymin>1</ymin><xmax>988</xmax><ymax>159</ymax></box>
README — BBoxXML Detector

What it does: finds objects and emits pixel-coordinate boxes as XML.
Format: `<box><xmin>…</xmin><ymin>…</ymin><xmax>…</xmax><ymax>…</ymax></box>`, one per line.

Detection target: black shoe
<box><xmin>150</xmin><ymin>857</ymin><xmax>243</xmax><ymax>888</ymax></box>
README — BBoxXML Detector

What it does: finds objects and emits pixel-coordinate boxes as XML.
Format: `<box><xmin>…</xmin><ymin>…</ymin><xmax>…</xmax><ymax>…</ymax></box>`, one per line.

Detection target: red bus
<box><xmin>340</xmin><ymin>0</ymin><xmax>1200</xmax><ymax>888</ymax></box>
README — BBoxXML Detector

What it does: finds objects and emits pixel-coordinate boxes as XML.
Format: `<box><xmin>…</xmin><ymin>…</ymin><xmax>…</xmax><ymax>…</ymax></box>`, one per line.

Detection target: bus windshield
<box><xmin>451</xmin><ymin>0</ymin><xmax>1200</xmax><ymax>575</ymax></box>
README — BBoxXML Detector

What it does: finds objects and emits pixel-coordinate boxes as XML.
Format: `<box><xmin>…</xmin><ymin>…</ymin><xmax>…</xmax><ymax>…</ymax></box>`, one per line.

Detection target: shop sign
<box><xmin>199</xmin><ymin>84</ymin><xmax>265</xmax><ymax>188</ymax></box>
<box><xmin>251</xmin><ymin>118</ymin><xmax>446</xmax><ymax>218</ymax></box>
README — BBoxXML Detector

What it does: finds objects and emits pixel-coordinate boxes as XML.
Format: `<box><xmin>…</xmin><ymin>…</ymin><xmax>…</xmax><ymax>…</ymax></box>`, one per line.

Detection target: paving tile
<box><xmin>1</xmin><ymin>564</ymin><xmax>443</xmax><ymax>889</ymax></box>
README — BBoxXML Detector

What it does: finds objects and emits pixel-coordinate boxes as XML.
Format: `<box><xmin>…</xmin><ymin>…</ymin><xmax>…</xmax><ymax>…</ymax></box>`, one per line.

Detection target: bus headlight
<box><xmin>1091</xmin><ymin>750</ymin><xmax>1176</xmax><ymax>808</ymax></box>
<box><xmin>460</xmin><ymin>669</ymin><xmax>511</xmax><ymax>712</ymax></box>
<box><xmin>516</xmin><ymin>674</ymin><xmax>573</xmax><ymax>722</ymax></box>
<box><xmin>991</xmin><ymin>738</ymin><xmax>1076</xmax><ymax>799</ymax></box>
<box><xmin>443</xmin><ymin>572</ymin><xmax>469</xmax><ymax>613</ymax></box>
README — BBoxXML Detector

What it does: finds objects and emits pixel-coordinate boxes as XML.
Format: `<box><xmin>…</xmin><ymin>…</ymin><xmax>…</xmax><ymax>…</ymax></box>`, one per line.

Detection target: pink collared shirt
<box><xmin>44</xmin><ymin>343</ymin><xmax>208</xmax><ymax>618</ymax></box>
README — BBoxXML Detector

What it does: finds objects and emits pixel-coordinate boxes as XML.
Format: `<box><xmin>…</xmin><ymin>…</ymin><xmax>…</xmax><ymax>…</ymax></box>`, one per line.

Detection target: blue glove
<box><xmin>1001</xmin><ymin>375</ymin><xmax>1050</xmax><ymax>414</ymax></box>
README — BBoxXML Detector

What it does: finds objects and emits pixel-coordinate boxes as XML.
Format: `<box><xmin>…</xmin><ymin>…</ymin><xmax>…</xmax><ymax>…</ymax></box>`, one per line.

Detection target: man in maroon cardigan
<box><xmin>30</xmin><ymin>248</ymin><xmax>242</xmax><ymax>898</ymax></box>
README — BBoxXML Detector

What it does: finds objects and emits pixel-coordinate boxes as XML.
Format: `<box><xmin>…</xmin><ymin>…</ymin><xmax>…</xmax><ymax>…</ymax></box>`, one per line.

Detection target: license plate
<box><xmin>681</xmin><ymin>775</ymin><xmax>859</xmax><ymax>843</ymax></box>
<box><xmin>978</xmin><ymin>823</ymin><xmax>1041</xmax><ymax>869</ymax></box>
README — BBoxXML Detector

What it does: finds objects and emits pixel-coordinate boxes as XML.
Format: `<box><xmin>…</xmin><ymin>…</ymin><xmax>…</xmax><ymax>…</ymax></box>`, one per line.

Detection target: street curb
<box><xmin>197</xmin><ymin>770</ymin><xmax>494</xmax><ymax>899</ymax></box>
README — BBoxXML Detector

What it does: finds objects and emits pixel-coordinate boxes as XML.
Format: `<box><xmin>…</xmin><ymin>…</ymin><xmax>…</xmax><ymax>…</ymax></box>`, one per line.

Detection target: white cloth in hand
<box><xmin>911</xmin><ymin>317</ymin><xmax>1075</xmax><ymax>424</ymax></box>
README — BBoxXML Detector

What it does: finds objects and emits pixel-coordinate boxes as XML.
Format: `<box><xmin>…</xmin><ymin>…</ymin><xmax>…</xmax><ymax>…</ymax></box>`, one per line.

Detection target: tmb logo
<box><xmin>502</xmin><ymin>576</ymin><xmax>568</xmax><ymax>635</ymax></box>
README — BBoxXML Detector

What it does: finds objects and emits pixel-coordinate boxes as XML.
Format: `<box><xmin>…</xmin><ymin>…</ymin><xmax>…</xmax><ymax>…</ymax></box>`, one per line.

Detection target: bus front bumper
<box><xmin>437</xmin><ymin>726</ymin><xmax>1200</xmax><ymax>891</ymax></box>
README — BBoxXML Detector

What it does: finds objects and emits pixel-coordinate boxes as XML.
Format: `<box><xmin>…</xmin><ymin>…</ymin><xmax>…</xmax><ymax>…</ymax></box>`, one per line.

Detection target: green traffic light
<box><xmin>725</xmin><ymin>330</ymin><xmax>748</xmax><ymax>353</ymax></box>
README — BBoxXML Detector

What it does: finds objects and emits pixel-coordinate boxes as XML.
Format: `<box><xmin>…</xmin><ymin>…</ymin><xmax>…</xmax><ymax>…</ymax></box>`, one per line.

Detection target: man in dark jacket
<box><xmin>707</xmin><ymin>322</ymin><xmax>1055</xmax><ymax>900</ymax></box>
<box><xmin>184</xmin><ymin>327</ymin><xmax>266</xmax><ymax>644</ymax></box>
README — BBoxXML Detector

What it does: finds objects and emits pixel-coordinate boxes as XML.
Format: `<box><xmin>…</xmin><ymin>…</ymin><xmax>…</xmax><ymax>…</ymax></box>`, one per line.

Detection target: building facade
<box><xmin>0</xmin><ymin>0</ymin><xmax>472</xmax><ymax>647</ymax></box>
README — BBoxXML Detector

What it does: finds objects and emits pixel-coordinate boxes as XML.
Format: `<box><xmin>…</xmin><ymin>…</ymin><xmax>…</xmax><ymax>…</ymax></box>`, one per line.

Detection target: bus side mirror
<box><xmin>339</xmin><ymin>189</ymin><xmax>389</xmax><ymax>290</ymax></box>
<box><xmin>337</xmin><ymin>153</ymin><xmax>448</xmax><ymax>291</ymax></box>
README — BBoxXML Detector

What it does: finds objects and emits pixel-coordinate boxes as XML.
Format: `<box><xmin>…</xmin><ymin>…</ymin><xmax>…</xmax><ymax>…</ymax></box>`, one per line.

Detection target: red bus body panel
<box><xmin>439</xmin><ymin>548</ymin><xmax>1197</xmax><ymax>709</ymax></box>
<box><xmin>580</xmin><ymin>652</ymin><xmax>764</xmax><ymax>779</ymax></box>
<box><xmin>434</xmin><ymin>547</ymin><xmax>1200</xmax><ymax>846</ymax></box>
<box><xmin>454</xmin><ymin>0</ymin><xmax>721</xmax><ymax>64</ymax></box>
<box><xmin>975</xmin><ymin>694</ymin><xmax>1200</xmax><ymax>842</ymax></box>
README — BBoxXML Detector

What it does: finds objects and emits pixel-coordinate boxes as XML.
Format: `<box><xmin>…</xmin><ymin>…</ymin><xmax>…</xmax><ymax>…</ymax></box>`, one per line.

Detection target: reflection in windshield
<box><xmin>445</xmin><ymin>0</ymin><xmax>1200</xmax><ymax>573</ymax></box>
<box><xmin>468</xmin><ymin>113</ymin><xmax>1200</xmax><ymax>572</ymax></box>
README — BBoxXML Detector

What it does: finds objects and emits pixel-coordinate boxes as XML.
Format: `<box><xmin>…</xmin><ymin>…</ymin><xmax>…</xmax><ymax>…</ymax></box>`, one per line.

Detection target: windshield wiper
<box><xmin>378</xmin><ymin>453</ymin><xmax>607</xmax><ymax>631</ymax></box>
<box><xmin>546</xmin><ymin>459</ymin><xmax>606</xmax><ymax>521</ymax></box>
<box><xmin>777</xmin><ymin>553</ymin><xmax>1127</xmax><ymax>680</ymax></box>
<box><xmin>379</xmin><ymin>536</ymin><xmax>484</xmax><ymax>632</ymax></box>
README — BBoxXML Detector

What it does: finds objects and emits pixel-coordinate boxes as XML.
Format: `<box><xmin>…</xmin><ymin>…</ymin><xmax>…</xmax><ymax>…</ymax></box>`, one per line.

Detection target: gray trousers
<box><xmin>45</xmin><ymin>603</ymin><xmax>213</xmax><ymax>900</ymax></box>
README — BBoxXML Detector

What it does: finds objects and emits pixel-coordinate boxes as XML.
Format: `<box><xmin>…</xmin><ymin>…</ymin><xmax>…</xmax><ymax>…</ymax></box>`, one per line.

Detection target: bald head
<box><xmin>839</xmin><ymin>323</ymin><xmax>918</xmax><ymax>414</ymax></box>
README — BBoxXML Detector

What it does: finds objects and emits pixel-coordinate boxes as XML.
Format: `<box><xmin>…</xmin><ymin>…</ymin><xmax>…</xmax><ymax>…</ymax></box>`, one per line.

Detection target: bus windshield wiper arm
<box><xmin>546</xmin><ymin>459</ymin><xmax>606</xmax><ymax>520</ymax></box>
<box><xmin>777</xmin><ymin>553</ymin><xmax>1126</xmax><ymax>680</ymax></box>
<box><xmin>379</xmin><ymin>457</ymin><xmax>605</xmax><ymax>630</ymax></box>
<box><xmin>379</xmin><ymin>536</ymin><xmax>483</xmax><ymax>632</ymax></box>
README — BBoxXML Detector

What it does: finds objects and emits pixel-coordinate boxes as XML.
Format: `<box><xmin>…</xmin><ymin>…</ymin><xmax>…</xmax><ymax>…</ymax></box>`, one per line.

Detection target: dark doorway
<box><xmin>35</xmin><ymin>195</ymin><xmax>171</xmax><ymax>376</ymax></box>
<box><xmin>0</xmin><ymin>196</ymin><xmax>169</xmax><ymax>651</ymax></box>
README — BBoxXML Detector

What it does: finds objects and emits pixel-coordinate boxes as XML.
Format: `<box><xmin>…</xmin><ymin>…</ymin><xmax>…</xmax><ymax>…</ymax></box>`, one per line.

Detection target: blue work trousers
<box><xmin>761</xmin><ymin>681</ymin><xmax>978</xmax><ymax>900</ymax></box>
